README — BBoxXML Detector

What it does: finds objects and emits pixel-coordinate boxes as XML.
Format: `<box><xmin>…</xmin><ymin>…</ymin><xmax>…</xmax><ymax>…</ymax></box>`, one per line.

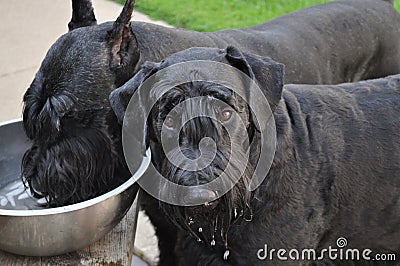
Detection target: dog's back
<box><xmin>280</xmin><ymin>75</ymin><xmax>400</xmax><ymax>253</ymax></box>
<box><xmin>132</xmin><ymin>0</ymin><xmax>400</xmax><ymax>84</ymax></box>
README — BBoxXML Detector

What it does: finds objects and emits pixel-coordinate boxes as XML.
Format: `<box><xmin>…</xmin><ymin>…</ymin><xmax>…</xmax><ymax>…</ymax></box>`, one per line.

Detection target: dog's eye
<box><xmin>219</xmin><ymin>110</ymin><xmax>233</xmax><ymax>122</ymax></box>
<box><xmin>164</xmin><ymin>116</ymin><xmax>175</xmax><ymax>128</ymax></box>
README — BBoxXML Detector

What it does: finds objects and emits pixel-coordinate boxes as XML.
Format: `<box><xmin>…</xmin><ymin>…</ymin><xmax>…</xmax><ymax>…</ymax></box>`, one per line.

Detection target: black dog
<box><xmin>21</xmin><ymin>0</ymin><xmax>400</xmax><ymax>265</ymax></box>
<box><xmin>110</xmin><ymin>46</ymin><xmax>400</xmax><ymax>265</ymax></box>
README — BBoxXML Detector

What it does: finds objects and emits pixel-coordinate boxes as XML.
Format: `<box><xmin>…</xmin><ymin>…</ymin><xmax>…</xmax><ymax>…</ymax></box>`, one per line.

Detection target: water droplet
<box><xmin>198</xmin><ymin>227</ymin><xmax>203</xmax><ymax>233</ymax></box>
<box><xmin>223</xmin><ymin>250</ymin><xmax>230</xmax><ymax>260</ymax></box>
<box><xmin>6</xmin><ymin>187</ymin><xmax>24</xmax><ymax>197</ymax></box>
<box><xmin>211</xmin><ymin>239</ymin><xmax>216</xmax><ymax>246</ymax></box>
<box><xmin>37</xmin><ymin>197</ymin><xmax>47</xmax><ymax>205</ymax></box>
<box><xmin>17</xmin><ymin>191</ymin><xmax>31</xmax><ymax>200</ymax></box>
<box><xmin>0</xmin><ymin>196</ymin><xmax>7</xmax><ymax>206</ymax></box>
<box><xmin>8</xmin><ymin>181</ymin><xmax>24</xmax><ymax>191</ymax></box>
<box><xmin>6</xmin><ymin>195</ymin><xmax>16</xmax><ymax>207</ymax></box>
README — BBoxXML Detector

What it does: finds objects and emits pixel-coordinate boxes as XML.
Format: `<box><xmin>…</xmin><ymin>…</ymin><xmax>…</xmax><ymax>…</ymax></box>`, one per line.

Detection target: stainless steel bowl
<box><xmin>0</xmin><ymin>119</ymin><xmax>150</xmax><ymax>256</ymax></box>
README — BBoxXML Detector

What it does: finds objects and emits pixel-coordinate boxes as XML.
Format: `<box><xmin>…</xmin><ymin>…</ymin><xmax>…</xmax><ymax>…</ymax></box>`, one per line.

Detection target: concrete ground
<box><xmin>0</xmin><ymin>0</ymin><xmax>163</xmax><ymax>265</ymax></box>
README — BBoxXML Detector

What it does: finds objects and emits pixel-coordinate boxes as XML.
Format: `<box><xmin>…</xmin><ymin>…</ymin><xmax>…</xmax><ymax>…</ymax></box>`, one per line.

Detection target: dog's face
<box><xmin>110</xmin><ymin>46</ymin><xmax>284</xmax><ymax>246</ymax></box>
<box><xmin>21</xmin><ymin>0</ymin><xmax>138</xmax><ymax>206</ymax></box>
<box><xmin>151</xmin><ymin>80</ymin><xmax>255</xmax><ymax>245</ymax></box>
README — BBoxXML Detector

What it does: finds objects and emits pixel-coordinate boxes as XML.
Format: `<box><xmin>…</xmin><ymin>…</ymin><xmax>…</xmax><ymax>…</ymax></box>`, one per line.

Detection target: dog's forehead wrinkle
<box><xmin>188</xmin><ymin>69</ymin><xmax>211</xmax><ymax>82</ymax></box>
<box><xmin>151</xmin><ymin>79</ymin><xmax>184</xmax><ymax>101</ymax></box>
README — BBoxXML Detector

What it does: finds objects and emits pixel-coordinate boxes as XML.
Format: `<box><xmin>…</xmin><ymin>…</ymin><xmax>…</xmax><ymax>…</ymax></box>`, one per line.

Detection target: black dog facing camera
<box><xmin>110</xmin><ymin>46</ymin><xmax>400</xmax><ymax>265</ymax></box>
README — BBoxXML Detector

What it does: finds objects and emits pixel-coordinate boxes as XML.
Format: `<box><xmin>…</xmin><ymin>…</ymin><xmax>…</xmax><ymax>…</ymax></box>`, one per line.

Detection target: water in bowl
<box><xmin>0</xmin><ymin>180</ymin><xmax>45</xmax><ymax>210</ymax></box>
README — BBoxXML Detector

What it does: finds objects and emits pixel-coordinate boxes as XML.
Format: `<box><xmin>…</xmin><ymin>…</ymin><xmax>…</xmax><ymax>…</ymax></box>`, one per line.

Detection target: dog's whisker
<box><xmin>210</xmin><ymin>217</ymin><xmax>216</xmax><ymax>246</ymax></box>
<box><xmin>221</xmin><ymin>218</ymin><xmax>230</xmax><ymax>261</ymax></box>
<box><xmin>182</xmin><ymin>209</ymin><xmax>204</xmax><ymax>242</ymax></box>
<box><xmin>185</xmin><ymin>223</ymin><xmax>200</xmax><ymax>241</ymax></box>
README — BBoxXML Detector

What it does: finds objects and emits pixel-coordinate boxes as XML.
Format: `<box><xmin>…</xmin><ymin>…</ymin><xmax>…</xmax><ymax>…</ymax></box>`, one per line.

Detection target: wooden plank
<box><xmin>0</xmin><ymin>197</ymin><xmax>139</xmax><ymax>266</ymax></box>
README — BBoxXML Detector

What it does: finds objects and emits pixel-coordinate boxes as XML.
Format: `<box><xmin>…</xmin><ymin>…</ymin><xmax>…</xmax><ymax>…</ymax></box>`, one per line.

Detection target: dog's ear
<box><xmin>68</xmin><ymin>0</ymin><xmax>97</xmax><ymax>31</ymax></box>
<box><xmin>224</xmin><ymin>46</ymin><xmax>284</xmax><ymax>133</ymax></box>
<box><xmin>107</xmin><ymin>0</ymin><xmax>138</xmax><ymax>70</ymax></box>
<box><xmin>225</xmin><ymin>47</ymin><xmax>280</xmax><ymax>191</ymax></box>
<box><xmin>110</xmin><ymin>61</ymin><xmax>160</xmax><ymax>153</ymax></box>
<box><xmin>224</xmin><ymin>46</ymin><xmax>284</xmax><ymax>113</ymax></box>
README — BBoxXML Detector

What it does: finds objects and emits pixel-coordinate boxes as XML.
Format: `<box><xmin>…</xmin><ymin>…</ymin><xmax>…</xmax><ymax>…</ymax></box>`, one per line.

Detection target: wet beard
<box><xmin>184</xmin><ymin>195</ymin><xmax>234</xmax><ymax>248</ymax></box>
<box><xmin>159</xmin><ymin>146</ymin><xmax>256</xmax><ymax>260</ymax></box>
<box><xmin>161</xmin><ymin>182</ymin><xmax>254</xmax><ymax>261</ymax></box>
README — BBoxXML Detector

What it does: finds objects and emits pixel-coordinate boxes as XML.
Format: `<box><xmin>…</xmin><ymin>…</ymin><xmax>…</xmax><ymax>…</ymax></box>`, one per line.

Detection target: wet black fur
<box><xmin>22</xmin><ymin>0</ymin><xmax>400</xmax><ymax>265</ymax></box>
<box><xmin>153</xmin><ymin>82</ymin><xmax>253</xmax><ymax>240</ymax></box>
<box><xmin>21</xmin><ymin>23</ymin><xmax>136</xmax><ymax>205</ymax></box>
<box><xmin>110</xmin><ymin>46</ymin><xmax>400</xmax><ymax>265</ymax></box>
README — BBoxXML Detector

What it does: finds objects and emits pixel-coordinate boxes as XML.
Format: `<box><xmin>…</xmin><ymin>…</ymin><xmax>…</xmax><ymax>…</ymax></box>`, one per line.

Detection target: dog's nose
<box><xmin>183</xmin><ymin>187</ymin><xmax>217</xmax><ymax>203</ymax></box>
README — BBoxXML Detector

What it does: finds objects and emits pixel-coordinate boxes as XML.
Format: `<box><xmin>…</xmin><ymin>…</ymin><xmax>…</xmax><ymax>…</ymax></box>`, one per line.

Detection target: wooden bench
<box><xmin>0</xmin><ymin>197</ymin><xmax>139</xmax><ymax>266</ymax></box>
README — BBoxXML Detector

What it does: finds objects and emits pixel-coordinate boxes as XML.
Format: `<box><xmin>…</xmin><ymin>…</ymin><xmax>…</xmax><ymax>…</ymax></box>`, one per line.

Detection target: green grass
<box><xmin>116</xmin><ymin>0</ymin><xmax>400</xmax><ymax>32</ymax></box>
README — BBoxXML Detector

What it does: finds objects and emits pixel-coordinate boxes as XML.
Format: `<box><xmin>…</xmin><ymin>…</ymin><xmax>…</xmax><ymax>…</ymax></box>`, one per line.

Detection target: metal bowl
<box><xmin>0</xmin><ymin>119</ymin><xmax>150</xmax><ymax>256</ymax></box>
